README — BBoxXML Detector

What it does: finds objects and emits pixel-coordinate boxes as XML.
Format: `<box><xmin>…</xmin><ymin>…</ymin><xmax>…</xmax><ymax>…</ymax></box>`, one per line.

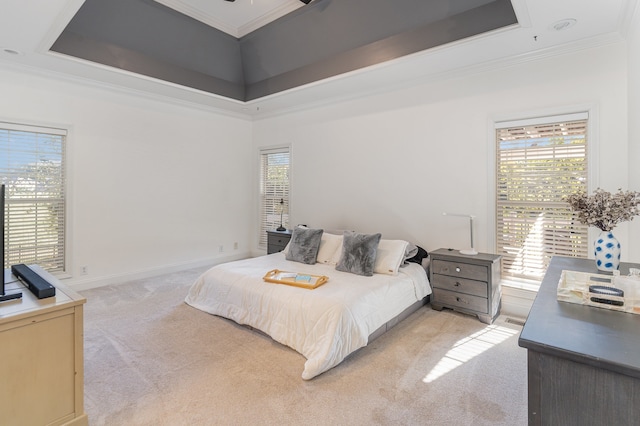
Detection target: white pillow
<box><xmin>374</xmin><ymin>239</ymin><xmax>409</xmax><ymax>275</ymax></box>
<box><xmin>330</xmin><ymin>242</ymin><xmax>343</xmax><ymax>265</ymax></box>
<box><xmin>316</xmin><ymin>233</ymin><xmax>343</xmax><ymax>264</ymax></box>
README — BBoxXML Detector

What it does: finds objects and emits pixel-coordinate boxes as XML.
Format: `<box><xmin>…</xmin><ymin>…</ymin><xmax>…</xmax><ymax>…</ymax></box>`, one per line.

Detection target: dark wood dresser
<box><xmin>518</xmin><ymin>256</ymin><xmax>640</xmax><ymax>425</ymax></box>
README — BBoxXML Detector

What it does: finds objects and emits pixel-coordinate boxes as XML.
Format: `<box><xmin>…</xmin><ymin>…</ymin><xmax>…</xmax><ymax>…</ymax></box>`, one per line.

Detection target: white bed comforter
<box><xmin>184</xmin><ymin>253</ymin><xmax>431</xmax><ymax>380</ymax></box>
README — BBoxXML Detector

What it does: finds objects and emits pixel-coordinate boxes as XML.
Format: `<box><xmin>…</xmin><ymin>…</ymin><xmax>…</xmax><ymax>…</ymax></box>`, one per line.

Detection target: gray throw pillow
<box><xmin>336</xmin><ymin>231</ymin><xmax>382</xmax><ymax>276</ymax></box>
<box><xmin>285</xmin><ymin>227</ymin><xmax>323</xmax><ymax>265</ymax></box>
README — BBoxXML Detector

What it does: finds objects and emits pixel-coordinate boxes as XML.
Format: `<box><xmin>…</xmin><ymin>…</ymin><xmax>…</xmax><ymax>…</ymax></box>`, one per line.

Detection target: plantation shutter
<box><xmin>0</xmin><ymin>122</ymin><xmax>66</xmax><ymax>273</ymax></box>
<box><xmin>496</xmin><ymin>113</ymin><xmax>588</xmax><ymax>284</ymax></box>
<box><xmin>259</xmin><ymin>147</ymin><xmax>290</xmax><ymax>249</ymax></box>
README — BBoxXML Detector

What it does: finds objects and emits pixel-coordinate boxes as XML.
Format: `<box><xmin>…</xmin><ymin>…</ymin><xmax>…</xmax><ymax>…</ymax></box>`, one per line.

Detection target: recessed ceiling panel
<box><xmin>242</xmin><ymin>0</ymin><xmax>517</xmax><ymax>100</ymax></box>
<box><xmin>50</xmin><ymin>0</ymin><xmax>517</xmax><ymax>102</ymax></box>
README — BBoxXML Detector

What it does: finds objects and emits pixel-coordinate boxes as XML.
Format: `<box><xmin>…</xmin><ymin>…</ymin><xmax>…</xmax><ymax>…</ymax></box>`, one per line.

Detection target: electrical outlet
<box><xmin>80</xmin><ymin>266</ymin><xmax>88</xmax><ymax>275</ymax></box>
<box><xmin>234</xmin><ymin>242</ymin><xmax>238</xmax><ymax>250</ymax></box>
<box><xmin>219</xmin><ymin>245</ymin><xmax>224</xmax><ymax>253</ymax></box>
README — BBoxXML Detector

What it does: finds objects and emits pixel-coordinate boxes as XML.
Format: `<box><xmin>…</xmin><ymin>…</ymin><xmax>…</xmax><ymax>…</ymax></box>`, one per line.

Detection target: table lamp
<box><xmin>276</xmin><ymin>198</ymin><xmax>286</xmax><ymax>231</ymax></box>
<box><xmin>443</xmin><ymin>212</ymin><xmax>478</xmax><ymax>255</ymax></box>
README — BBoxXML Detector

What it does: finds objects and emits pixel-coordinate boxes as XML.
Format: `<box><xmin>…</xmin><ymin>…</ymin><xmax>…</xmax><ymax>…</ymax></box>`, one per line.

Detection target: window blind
<box><xmin>258</xmin><ymin>148</ymin><xmax>290</xmax><ymax>249</ymax></box>
<box><xmin>496</xmin><ymin>117</ymin><xmax>588</xmax><ymax>283</ymax></box>
<box><xmin>0</xmin><ymin>122</ymin><xmax>66</xmax><ymax>273</ymax></box>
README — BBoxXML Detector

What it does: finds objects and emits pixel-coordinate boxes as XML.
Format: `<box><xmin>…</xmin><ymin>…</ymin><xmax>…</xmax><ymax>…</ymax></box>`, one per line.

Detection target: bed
<box><xmin>185</xmin><ymin>229</ymin><xmax>431</xmax><ymax>380</ymax></box>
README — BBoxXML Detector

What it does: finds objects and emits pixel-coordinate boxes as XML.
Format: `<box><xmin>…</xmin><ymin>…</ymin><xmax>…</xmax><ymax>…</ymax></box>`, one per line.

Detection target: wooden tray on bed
<box><xmin>263</xmin><ymin>269</ymin><xmax>329</xmax><ymax>290</ymax></box>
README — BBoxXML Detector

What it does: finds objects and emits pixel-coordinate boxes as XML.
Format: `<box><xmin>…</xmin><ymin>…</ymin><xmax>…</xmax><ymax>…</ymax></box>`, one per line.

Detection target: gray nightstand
<box><xmin>266</xmin><ymin>229</ymin><xmax>292</xmax><ymax>254</ymax></box>
<box><xmin>429</xmin><ymin>248</ymin><xmax>502</xmax><ymax>324</ymax></box>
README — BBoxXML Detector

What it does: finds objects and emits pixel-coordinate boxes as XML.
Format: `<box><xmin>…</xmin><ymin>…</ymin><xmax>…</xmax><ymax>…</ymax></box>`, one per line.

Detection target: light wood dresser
<box><xmin>0</xmin><ymin>266</ymin><xmax>87</xmax><ymax>426</ymax></box>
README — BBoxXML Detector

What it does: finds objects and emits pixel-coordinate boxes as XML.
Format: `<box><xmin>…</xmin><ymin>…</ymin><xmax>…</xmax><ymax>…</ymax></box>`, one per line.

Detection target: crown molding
<box><xmin>36</xmin><ymin>0</ymin><xmax>86</xmax><ymax>53</ymax></box>
<box><xmin>153</xmin><ymin>0</ymin><xmax>301</xmax><ymax>38</ymax></box>
<box><xmin>0</xmin><ymin>56</ymin><xmax>252</xmax><ymax>120</ymax></box>
<box><xmin>249</xmin><ymin>31</ymin><xmax>626</xmax><ymax>120</ymax></box>
<box><xmin>509</xmin><ymin>0</ymin><xmax>532</xmax><ymax>28</ymax></box>
<box><xmin>154</xmin><ymin>0</ymin><xmax>238</xmax><ymax>36</ymax></box>
<box><xmin>1</xmin><ymin>23</ymin><xmax>626</xmax><ymax>122</ymax></box>
<box><xmin>237</xmin><ymin>2</ymin><xmax>302</xmax><ymax>37</ymax></box>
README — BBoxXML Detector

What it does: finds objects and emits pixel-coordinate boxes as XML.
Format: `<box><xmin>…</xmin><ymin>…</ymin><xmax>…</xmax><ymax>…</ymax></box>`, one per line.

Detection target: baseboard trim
<box><xmin>66</xmin><ymin>252</ymin><xmax>250</xmax><ymax>292</ymax></box>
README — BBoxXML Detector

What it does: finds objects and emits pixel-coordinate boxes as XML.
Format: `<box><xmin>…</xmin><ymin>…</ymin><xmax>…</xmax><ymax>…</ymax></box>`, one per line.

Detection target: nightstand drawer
<box><xmin>267</xmin><ymin>230</ymin><xmax>292</xmax><ymax>254</ymax></box>
<box><xmin>433</xmin><ymin>288</ymin><xmax>488</xmax><ymax>314</ymax></box>
<box><xmin>268</xmin><ymin>238</ymin><xmax>289</xmax><ymax>249</ymax></box>
<box><xmin>432</xmin><ymin>274</ymin><xmax>488</xmax><ymax>298</ymax></box>
<box><xmin>431</xmin><ymin>259</ymin><xmax>488</xmax><ymax>282</ymax></box>
<box><xmin>268</xmin><ymin>244</ymin><xmax>287</xmax><ymax>254</ymax></box>
<box><xmin>267</xmin><ymin>240</ymin><xmax>288</xmax><ymax>254</ymax></box>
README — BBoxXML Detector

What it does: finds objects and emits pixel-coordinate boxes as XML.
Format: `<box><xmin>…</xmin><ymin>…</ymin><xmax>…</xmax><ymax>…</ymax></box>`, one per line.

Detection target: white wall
<box><xmin>253</xmin><ymin>42</ymin><xmax>630</xmax><ymax>318</ymax></box>
<box><xmin>0</xmin><ymin>68</ymin><xmax>254</xmax><ymax>289</ymax></box>
<box><xmin>253</xmin><ymin>42</ymin><xmax>630</xmax><ymax>258</ymax></box>
<box><xmin>0</xmin><ymin>35</ymin><xmax>635</xmax><ymax>301</ymax></box>
<box><xmin>628</xmin><ymin>6</ymin><xmax>640</xmax><ymax>262</ymax></box>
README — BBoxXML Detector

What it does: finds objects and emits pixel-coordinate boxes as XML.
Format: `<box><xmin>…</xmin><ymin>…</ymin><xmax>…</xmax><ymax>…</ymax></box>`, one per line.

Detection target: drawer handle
<box><xmin>454</xmin><ymin>281</ymin><xmax>461</xmax><ymax>287</ymax></box>
<box><xmin>455</xmin><ymin>267</ymin><xmax>461</xmax><ymax>272</ymax></box>
<box><xmin>456</xmin><ymin>296</ymin><xmax>468</xmax><ymax>304</ymax></box>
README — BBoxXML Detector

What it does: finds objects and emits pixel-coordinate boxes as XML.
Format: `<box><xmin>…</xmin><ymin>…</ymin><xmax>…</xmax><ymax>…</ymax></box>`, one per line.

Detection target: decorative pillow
<box><xmin>336</xmin><ymin>231</ymin><xmax>382</xmax><ymax>276</ymax></box>
<box><xmin>285</xmin><ymin>227</ymin><xmax>323</xmax><ymax>264</ymax></box>
<box><xmin>316</xmin><ymin>232</ymin><xmax>343</xmax><ymax>264</ymax></box>
<box><xmin>374</xmin><ymin>239</ymin><xmax>409</xmax><ymax>275</ymax></box>
<box><xmin>282</xmin><ymin>225</ymin><xmax>310</xmax><ymax>255</ymax></box>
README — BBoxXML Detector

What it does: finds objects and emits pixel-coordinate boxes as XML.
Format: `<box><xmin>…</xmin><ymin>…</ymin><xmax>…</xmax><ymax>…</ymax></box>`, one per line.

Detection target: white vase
<box><xmin>594</xmin><ymin>231</ymin><xmax>621</xmax><ymax>272</ymax></box>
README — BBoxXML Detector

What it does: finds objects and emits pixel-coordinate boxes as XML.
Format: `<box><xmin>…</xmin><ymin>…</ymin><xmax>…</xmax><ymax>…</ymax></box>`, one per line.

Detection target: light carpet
<box><xmin>80</xmin><ymin>266</ymin><xmax>528</xmax><ymax>425</ymax></box>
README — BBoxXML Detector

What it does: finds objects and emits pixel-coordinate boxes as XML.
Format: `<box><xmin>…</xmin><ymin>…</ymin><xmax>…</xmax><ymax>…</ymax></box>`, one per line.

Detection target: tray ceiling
<box><xmin>0</xmin><ymin>0</ymin><xmax>634</xmax><ymax>116</ymax></box>
<box><xmin>49</xmin><ymin>0</ymin><xmax>518</xmax><ymax>102</ymax></box>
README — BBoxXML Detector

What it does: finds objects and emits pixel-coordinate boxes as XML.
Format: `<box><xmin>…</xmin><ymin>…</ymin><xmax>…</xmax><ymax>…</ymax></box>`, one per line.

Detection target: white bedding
<box><xmin>185</xmin><ymin>252</ymin><xmax>431</xmax><ymax>379</ymax></box>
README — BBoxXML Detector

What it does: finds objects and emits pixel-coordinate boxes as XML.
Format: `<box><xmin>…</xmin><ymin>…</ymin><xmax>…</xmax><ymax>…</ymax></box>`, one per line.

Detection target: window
<box><xmin>1</xmin><ymin>122</ymin><xmax>67</xmax><ymax>273</ymax></box>
<box><xmin>495</xmin><ymin>113</ymin><xmax>588</xmax><ymax>286</ymax></box>
<box><xmin>258</xmin><ymin>147</ymin><xmax>290</xmax><ymax>248</ymax></box>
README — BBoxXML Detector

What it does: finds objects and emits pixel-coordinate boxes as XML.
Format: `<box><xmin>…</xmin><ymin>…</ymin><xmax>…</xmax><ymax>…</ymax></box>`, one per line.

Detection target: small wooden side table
<box><xmin>429</xmin><ymin>248</ymin><xmax>502</xmax><ymax>324</ymax></box>
<box><xmin>267</xmin><ymin>229</ymin><xmax>292</xmax><ymax>254</ymax></box>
